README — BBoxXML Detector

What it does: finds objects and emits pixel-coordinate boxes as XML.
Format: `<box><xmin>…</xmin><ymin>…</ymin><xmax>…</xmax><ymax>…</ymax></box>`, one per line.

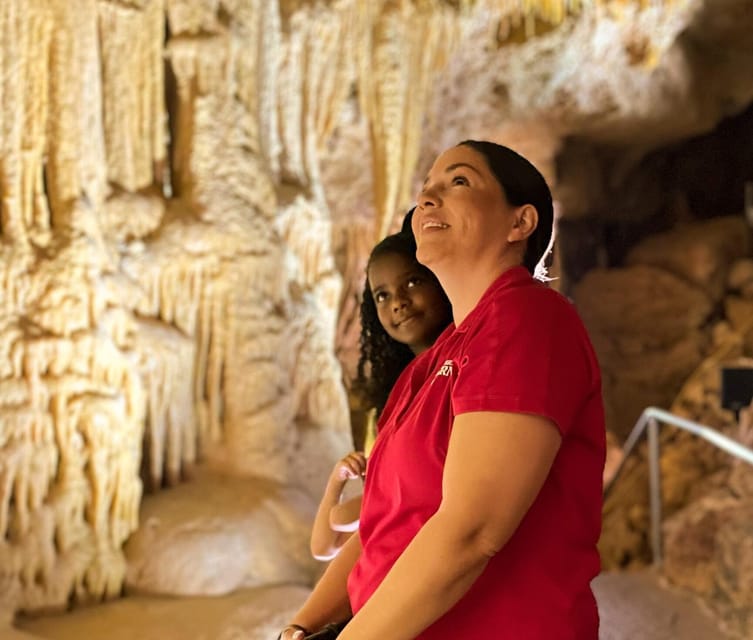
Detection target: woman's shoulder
<box><xmin>488</xmin><ymin>279</ymin><xmax>578</xmax><ymax>323</ymax></box>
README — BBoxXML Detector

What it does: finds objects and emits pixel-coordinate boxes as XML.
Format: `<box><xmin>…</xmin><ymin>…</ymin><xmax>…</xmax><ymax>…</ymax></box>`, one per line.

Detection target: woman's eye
<box><xmin>452</xmin><ymin>175</ymin><xmax>469</xmax><ymax>186</ymax></box>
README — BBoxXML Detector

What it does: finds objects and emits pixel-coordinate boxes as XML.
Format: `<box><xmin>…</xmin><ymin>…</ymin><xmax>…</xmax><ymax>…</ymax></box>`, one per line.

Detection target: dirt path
<box><xmin>13</xmin><ymin>571</ymin><xmax>733</xmax><ymax>640</ymax></box>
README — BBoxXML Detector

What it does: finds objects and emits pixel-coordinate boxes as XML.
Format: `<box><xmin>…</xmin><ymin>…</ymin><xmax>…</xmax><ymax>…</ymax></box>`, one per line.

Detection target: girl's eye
<box><xmin>406</xmin><ymin>277</ymin><xmax>422</xmax><ymax>288</ymax></box>
<box><xmin>374</xmin><ymin>291</ymin><xmax>387</xmax><ymax>303</ymax></box>
<box><xmin>452</xmin><ymin>175</ymin><xmax>469</xmax><ymax>186</ymax></box>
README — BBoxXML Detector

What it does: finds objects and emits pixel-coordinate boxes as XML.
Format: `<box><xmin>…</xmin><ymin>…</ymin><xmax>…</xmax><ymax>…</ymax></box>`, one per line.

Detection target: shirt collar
<box><xmin>454</xmin><ymin>265</ymin><xmax>532</xmax><ymax>333</ymax></box>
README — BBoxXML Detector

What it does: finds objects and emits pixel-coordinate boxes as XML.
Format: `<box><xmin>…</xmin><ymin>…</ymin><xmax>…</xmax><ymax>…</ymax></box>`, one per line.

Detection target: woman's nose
<box><xmin>418</xmin><ymin>185</ymin><xmax>440</xmax><ymax>209</ymax></box>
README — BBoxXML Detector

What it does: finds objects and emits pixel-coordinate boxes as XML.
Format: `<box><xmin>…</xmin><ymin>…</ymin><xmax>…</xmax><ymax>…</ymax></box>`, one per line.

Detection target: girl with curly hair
<box><xmin>309</xmin><ymin>225</ymin><xmax>452</xmax><ymax>562</ymax></box>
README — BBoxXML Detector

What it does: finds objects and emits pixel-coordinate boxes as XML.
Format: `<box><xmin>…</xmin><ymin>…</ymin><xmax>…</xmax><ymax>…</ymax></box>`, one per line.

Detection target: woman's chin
<box><xmin>415</xmin><ymin>245</ymin><xmax>446</xmax><ymax>270</ymax></box>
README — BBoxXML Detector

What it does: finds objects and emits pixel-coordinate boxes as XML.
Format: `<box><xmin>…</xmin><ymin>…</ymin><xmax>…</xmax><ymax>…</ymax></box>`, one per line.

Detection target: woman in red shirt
<box><xmin>279</xmin><ymin>141</ymin><xmax>605</xmax><ymax>640</ymax></box>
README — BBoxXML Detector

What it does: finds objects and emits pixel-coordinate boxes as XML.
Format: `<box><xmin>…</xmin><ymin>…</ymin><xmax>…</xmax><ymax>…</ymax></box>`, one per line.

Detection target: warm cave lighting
<box><xmin>745</xmin><ymin>181</ymin><xmax>753</xmax><ymax>227</ymax></box>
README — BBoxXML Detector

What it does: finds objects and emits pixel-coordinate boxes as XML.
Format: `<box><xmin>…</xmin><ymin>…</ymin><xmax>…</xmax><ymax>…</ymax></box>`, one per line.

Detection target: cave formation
<box><xmin>1</xmin><ymin>1</ymin><xmax>753</xmax><ymax>638</ymax></box>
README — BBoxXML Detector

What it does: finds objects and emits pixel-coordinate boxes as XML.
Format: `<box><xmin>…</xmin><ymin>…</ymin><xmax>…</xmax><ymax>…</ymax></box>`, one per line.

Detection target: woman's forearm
<box><xmin>291</xmin><ymin>532</ymin><xmax>361</xmax><ymax>631</ymax></box>
<box><xmin>338</xmin><ymin>512</ymin><xmax>493</xmax><ymax>640</ymax></box>
<box><xmin>339</xmin><ymin>411</ymin><xmax>561</xmax><ymax>639</ymax></box>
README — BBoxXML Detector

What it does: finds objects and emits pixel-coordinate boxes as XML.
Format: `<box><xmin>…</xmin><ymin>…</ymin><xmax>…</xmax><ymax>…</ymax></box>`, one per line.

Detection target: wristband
<box><xmin>277</xmin><ymin>623</ymin><xmax>310</xmax><ymax>639</ymax></box>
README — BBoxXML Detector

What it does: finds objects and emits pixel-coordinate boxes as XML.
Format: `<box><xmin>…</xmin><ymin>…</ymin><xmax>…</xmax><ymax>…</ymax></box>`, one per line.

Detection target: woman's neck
<box><xmin>440</xmin><ymin>256</ymin><xmax>522</xmax><ymax>326</ymax></box>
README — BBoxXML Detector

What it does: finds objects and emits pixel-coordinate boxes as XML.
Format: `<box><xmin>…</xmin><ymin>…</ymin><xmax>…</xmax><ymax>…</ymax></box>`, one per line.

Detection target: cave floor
<box><xmin>593</xmin><ymin>571</ymin><xmax>735</xmax><ymax>640</ymax></box>
<box><xmin>10</xmin><ymin>571</ymin><xmax>733</xmax><ymax>640</ymax></box>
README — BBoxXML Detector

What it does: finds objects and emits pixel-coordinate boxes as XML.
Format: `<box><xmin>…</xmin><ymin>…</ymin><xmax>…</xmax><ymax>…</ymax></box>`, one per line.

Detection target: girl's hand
<box><xmin>333</xmin><ymin>452</ymin><xmax>367</xmax><ymax>482</ymax></box>
<box><xmin>277</xmin><ymin>624</ymin><xmax>308</xmax><ymax>639</ymax></box>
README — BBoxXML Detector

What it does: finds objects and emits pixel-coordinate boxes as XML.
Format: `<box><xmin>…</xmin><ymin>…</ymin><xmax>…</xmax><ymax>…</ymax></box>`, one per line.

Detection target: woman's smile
<box><xmin>421</xmin><ymin>220</ymin><xmax>449</xmax><ymax>231</ymax></box>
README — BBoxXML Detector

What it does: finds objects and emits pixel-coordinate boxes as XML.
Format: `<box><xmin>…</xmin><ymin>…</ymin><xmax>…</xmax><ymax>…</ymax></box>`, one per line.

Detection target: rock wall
<box><xmin>574</xmin><ymin>217</ymin><xmax>751</xmax><ymax>440</ymax></box>
<box><xmin>591</xmin><ymin>222</ymin><xmax>753</xmax><ymax>637</ymax></box>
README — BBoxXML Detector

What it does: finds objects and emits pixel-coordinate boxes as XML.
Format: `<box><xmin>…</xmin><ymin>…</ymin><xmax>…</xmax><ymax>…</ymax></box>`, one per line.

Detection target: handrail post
<box><xmin>647</xmin><ymin>416</ymin><xmax>663</xmax><ymax>567</ymax></box>
<box><xmin>606</xmin><ymin>406</ymin><xmax>753</xmax><ymax>571</ymax></box>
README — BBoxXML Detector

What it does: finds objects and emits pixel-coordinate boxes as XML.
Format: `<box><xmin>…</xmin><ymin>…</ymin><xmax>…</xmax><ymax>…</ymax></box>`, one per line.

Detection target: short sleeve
<box><xmin>451</xmin><ymin>289</ymin><xmax>596</xmax><ymax>436</ymax></box>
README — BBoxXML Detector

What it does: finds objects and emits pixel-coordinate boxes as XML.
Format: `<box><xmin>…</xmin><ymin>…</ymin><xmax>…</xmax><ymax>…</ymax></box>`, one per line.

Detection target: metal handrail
<box><xmin>603</xmin><ymin>406</ymin><xmax>753</xmax><ymax>567</ymax></box>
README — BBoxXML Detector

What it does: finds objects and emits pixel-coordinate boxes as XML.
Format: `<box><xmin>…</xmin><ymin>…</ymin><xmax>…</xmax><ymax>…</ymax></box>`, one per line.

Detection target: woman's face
<box><xmin>411</xmin><ymin>144</ymin><xmax>518</xmax><ymax>271</ymax></box>
<box><xmin>367</xmin><ymin>251</ymin><xmax>450</xmax><ymax>355</ymax></box>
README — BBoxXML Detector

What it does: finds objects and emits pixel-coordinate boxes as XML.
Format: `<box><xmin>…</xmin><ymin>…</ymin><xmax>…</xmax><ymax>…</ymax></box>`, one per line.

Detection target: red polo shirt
<box><xmin>348</xmin><ymin>266</ymin><xmax>605</xmax><ymax>639</ymax></box>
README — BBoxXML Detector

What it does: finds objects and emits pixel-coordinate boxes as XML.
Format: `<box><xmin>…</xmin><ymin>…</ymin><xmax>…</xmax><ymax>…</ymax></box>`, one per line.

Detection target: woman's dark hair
<box><xmin>354</xmin><ymin>229</ymin><xmax>450</xmax><ymax>414</ymax></box>
<box><xmin>459</xmin><ymin>140</ymin><xmax>554</xmax><ymax>275</ymax></box>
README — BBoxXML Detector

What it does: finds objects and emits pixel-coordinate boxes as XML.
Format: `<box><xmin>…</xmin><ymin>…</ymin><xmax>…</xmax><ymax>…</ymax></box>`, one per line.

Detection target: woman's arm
<box><xmin>338</xmin><ymin>410</ymin><xmax>562</xmax><ymax>640</ymax></box>
<box><xmin>280</xmin><ymin>532</ymin><xmax>362</xmax><ymax>639</ymax></box>
<box><xmin>310</xmin><ymin>453</ymin><xmax>366</xmax><ymax>561</ymax></box>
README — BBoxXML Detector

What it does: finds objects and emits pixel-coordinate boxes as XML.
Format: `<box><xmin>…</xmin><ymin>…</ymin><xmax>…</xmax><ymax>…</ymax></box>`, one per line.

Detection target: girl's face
<box><xmin>367</xmin><ymin>251</ymin><xmax>450</xmax><ymax>355</ymax></box>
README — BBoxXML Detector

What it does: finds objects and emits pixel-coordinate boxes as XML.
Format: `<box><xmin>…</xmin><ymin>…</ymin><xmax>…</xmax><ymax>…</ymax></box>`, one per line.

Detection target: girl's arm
<box><xmin>280</xmin><ymin>532</ymin><xmax>362</xmax><ymax>639</ymax></box>
<box><xmin>330</xmin><ymin>495</ymin><xmax>362</xmax><ymax>532</ymax></box>
<box><xmin>338</xmin><ymin>411</ymin><xmax>562</xmax><ymax>640</ymax></box>
<box><xmin>310</xmin><ymin>453</ymin><xmax>366</xmax><ymax>561</ymax></box>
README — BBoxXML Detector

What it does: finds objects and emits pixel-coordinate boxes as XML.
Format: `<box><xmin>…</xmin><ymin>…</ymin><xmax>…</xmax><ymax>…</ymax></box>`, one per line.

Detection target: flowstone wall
<box><xmin>0</xmin><ymin>0</ymin><xmax>359</xmax><ymax>613</ymax></box>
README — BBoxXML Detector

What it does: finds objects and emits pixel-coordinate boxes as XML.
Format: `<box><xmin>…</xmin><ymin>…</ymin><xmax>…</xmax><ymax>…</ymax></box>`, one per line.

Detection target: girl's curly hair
<box><xmin>354</xmin><ymin>230</ymin><xmax>450</xmax><ymax>415</ymax></box>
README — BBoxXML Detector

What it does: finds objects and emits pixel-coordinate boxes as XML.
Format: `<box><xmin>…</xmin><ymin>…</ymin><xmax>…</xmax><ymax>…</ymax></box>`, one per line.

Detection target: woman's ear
<box><xmin>507</xmin><ymin>204</ymin><xmax>539</xmax><ymax>243</ymax></box>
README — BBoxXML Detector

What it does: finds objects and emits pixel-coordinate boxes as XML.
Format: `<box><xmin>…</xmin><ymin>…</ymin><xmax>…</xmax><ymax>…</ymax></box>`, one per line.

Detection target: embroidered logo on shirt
<box><xmin>435</xmin><ymin>360</ymin><xmax>454</xmax><ymax>377</ymax></box>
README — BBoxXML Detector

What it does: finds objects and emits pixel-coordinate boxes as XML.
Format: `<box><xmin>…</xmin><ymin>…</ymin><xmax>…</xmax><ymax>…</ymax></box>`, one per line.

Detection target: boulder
<box><xmin>727</xmin><ymin>258</ymin><xmax>753</xmax><ymax>294</ymax></box>
<box><xmin>124</xmin><ymin>468</ymin><xmax>318</xmax><ymax>596</ymax></box>
<box><xmin>573</xmin><ymin>265</ymin><xmax>712</xmax><ymax>439</ymax></box>
<box><xmin>625</xmin><ymin>217</ymin><xmax>751</xmax><ymax>302</ymax></box>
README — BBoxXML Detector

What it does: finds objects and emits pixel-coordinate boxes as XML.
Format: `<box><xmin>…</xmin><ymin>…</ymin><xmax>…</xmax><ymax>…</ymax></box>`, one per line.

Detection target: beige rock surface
<box><xmin>625</xmin><ymin>216</ymin><xmax>752</xmax><ymax>302</ymax></box>
<box><xmin>124</xmin><ymin>468</ymin><xmax>318</xmax><ymax>596</ymax></box>
<box><xmin>573</xmin><ymin>264</ymin><xmax>713</xmax><ymax>439</ymax></box>
<box><xmin>594</xmin><ymin>571</ymin><xmax>735</xmax><ymax>640</ymax></box>
<box><xmin>664</xmin><ymin>491</ymin><xmax>753</xmax><ymax>638</ymax></box>
<box><xmin>603</xmin><ymin>354</ymin><xmax>753</xmax><ymax>634</ymax></box>
<box><xmin>591</xmin><ymin>217</ymin><xmax>753</xmax><ymax>637</ymax></box>
<box><xmin>727</xmin><ymin>258</ymin><xmax>753</xmax><ymax>292</ymax></box>
<box><xmin>0</xmin><ymin>627</ymin><xmax>46</xmax><ymax>640</ymax></box>
<box><xmin>15</xmin><ymin>585</ymin><xmax>310</xmax><ymax>640</ymax></box>
<box><xmin>418</xmin><ymin>1</ymin><xmax>753</xmax><ymax>223</ymax></box>
<box><xmin>659</xmin><ymin>398</ymin><xmax>753</xmax><ymax>639</ymax></box>
<box><xmin>1</xmin><ymin>0</ymin><xmax>353</xmax><ymax>614</ymax></box>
